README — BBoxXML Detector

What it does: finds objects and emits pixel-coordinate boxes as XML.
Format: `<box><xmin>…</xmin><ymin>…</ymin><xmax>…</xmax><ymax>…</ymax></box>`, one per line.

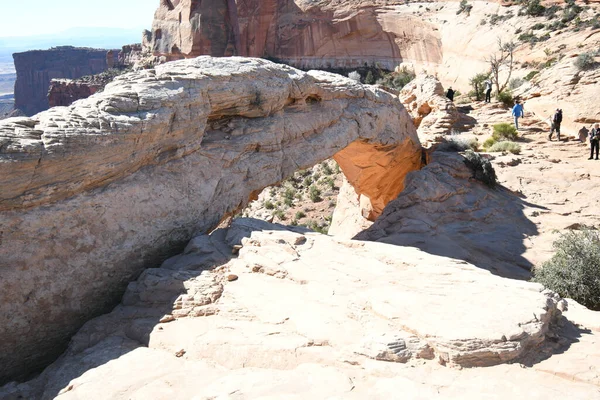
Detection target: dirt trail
<box><xmin>467</xmin><ymin>100</ymin><xmax>600</xmax><ymax>268</ymax></box>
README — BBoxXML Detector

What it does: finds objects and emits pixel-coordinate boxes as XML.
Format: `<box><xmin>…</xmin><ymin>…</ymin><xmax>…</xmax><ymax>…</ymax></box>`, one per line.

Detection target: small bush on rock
<box><xmin>348</xmin><ymin>71</ymin><xmax>361</xmax><ymax>82</ymax></box>
<box><xmin>496</xmin><ymin>90</ymin><xmax>514</xmax><ymax>107</ymax></box>
<box><xmin>309</xmin><ymin>185</ymin><xmax>322</xmax><ymax>202</ymax></box>
<box><xmin>524</xmin><ymin>70</ymin><xmax>539</xmax><ymax>81</ymax></box>
<box><xmin>533</xmin><ymin>229</ymin><xmax>600</xmax><ymax>310</ymax></box>
<box><xmin>574</xmin><ymin>52</ymin><xmax>597</xmax><ymax>71</ymax></box>
<box><xmin>463</xmin><ymin>150</ymin><xmax>497</xmax><ymax>187</ymax></box>
<box><xmin>483</xmin><ymin>137</ymin><xmax>497</xmax><ymax>149</ymax></box>
<box><xmin>492</xmin><ymin>123</ymin><xmax>518</xmax><ymax>141</ymax></box>
<box><xmin>488</xmin><ymin>141</ymin><xmax>522</xmax><ymax>154</ymax></box>
<box><xmin>438</xmin><ymin>137</ymin><xmax>479</xmax><ymax>152</ymax></box>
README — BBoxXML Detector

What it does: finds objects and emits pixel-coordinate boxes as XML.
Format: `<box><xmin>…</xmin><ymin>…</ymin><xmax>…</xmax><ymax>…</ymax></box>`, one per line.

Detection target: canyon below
<box><xmin>1</xmin><ymin>0</ymin><xmax>600</xmax><ymax>399</ymax></box>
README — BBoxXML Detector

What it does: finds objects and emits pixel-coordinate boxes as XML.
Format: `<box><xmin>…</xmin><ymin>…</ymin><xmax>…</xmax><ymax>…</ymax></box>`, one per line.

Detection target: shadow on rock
<box><xmin>354</xmin><ymin>151</ymin><xmax>540</xmax><ymax>280</ymax></box>
<box><xmin>1</xmin><ymin>219</ymin><xmax>309</xmax><ymax>400</ymax></box>
<box><xmin>516</xmin><ymin>315</ymin><xmax>593</xmax><ymax>367</ymax></box>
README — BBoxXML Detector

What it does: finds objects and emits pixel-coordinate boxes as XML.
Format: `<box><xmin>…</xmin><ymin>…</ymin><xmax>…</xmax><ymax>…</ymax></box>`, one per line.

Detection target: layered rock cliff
<box><xmin>0</xmin><ymin>56</ymin><xmax>422</xmax><ymax>384</ymax></box>
<box><xmin>13</xmin><ymin>46</ymin><xmax>113</xmax><ymax>116</ymax></box>
<box><xmin>147</xmin><ymin>0</ymin><xmax>442</xmax><ymax>70</ymax></box>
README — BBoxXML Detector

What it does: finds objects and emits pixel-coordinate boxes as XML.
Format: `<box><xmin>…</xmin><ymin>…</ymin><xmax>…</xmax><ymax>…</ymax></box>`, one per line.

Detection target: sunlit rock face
<box><xmin>148</xmin><ymin>0</ymin><xmax>443</xmax><ymax>70</ymax></box>
<box><xmin>0</xmin><ymin>56</ymin><xmax>421</xmax><ymax>384</ymax></box>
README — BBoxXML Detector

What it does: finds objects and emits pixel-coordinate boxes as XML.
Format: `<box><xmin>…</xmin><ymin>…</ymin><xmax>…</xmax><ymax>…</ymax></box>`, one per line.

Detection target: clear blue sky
<box><xmin>0</xmin><ymin>0</ymin><xmax>158</xmax><ymax>37</ymax></box>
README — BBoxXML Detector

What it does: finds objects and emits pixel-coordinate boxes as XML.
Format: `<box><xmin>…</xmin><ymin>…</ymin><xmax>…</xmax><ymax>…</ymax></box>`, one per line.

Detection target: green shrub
<box><xmin>308</xmin><ymin>220</ymin><xmax>329</xmax><ymax>234</ymax></box>
<box><xmin>492</xmin><ymin>123</ymin><xmax>518</xmax><ymax>141</ymax></box>
<box><xmin>496</xmin><ymin>90</ymin><xmax>514</xmax><ymax>107</ymax></box>
<box><xmin>524</xmin><ymin>70</ymin><xmax>539</xmax><ymax>81</ymax></box>
<box><xmin>463</xmin><ymin>150</ymin><xmax>497</xmax><ymax>187</ymax></box>
<box><xmin>533</xmin><ymin>229</ymin><xmax>600</xmax><ymax>310</ymax></box>
<box><xmin>531</xmin><ymin>23</ymin><xmax>545</xmax><ymax>30</ymax></box>
<box><xmin>321</xmin><ymin>176</ymin><xmax>336</xmax><ymax>190</ymax></box>
<box><xmin>303</xmin><ymin>176</ymin><xmax>313</xmax><ymax>187</ymax></box>
<box><xmin>273</xmin><ymin>209</ymin><xmax>286</xmax><ymax>220</ymax></box>
<box><xmin>521</xmin><ymin>0</ymin><xmax>546</xmax><ymax>16</ymax></box>
<box><xmin>284</xmin><ymin>197</ymin><xmax>293</xmax><ymax>207</ymax></box>
<box><xmin>469</xmin><ymin>72</ymin><xmax>489</xmax><ymax>101</ymax></box>
<box><xmin>295</xmin><ymin>211</ymin><xmax>306</xmax><ymax>220</ymax></box>
<box><xmin>438</xmin><ymin>137</ymin><xmax>479</xmax><ymax>152</ymax></box>
<box><xmin>544</xmin><ymin>5</ymin><xmax>560</xmax><ymax>19</ymax></box>
<box><xmin>365</xmin><ymin>70</ymin><xmax>376</xmax><ymax>84</ymax></box>
<box><xmin>488</xmin><ymin>141</ymin><xmax>522</xmax><ymax>154</ymax></box>
<box><xmin>309</xmin><ymin>185</ymin><xmax>322</xmax><ymax>202</ymax></box>
<box><xmin>561</xmin><ymin>0</ymin><xmax>583</xmax><ymax>23</ymax></box>
<box><xmin>321</xmin><ymin>162</ymin><xmax>334</xmax><ymax>175</ymax></box>
<box><xmin>376</xmin><ymin>66</ymin><xmax>416</xmax><ymax>90</ymax></box>
<box><xmin>518</xmin><ymin>32</ymin><xmax>537</xmax><ymax>42</ymax></box>
<box><xmin>264</xmin><ymin>200</ymin><xmax>275</xmax><ymax>210</ymax></box>
<box><xmin>574</xmin><ymin>52</ymin><xmax>597</xmax><ymax>71</ymax></box>
<box><xmin>483</xmin><ymin>137</ymin><xmax>497</xmax><ymax>149</ymax></box>
<box><xmin>457</xmin><ymin>0</ymin><xmax>473</xmax><ymax>15</ymax></box>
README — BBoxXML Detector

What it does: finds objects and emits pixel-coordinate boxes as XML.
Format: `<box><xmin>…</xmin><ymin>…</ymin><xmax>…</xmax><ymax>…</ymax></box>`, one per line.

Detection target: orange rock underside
<box><xmin>334</xmin><ymin>138</ymin><xmax>423</xmax><ymax>219</ymax></box>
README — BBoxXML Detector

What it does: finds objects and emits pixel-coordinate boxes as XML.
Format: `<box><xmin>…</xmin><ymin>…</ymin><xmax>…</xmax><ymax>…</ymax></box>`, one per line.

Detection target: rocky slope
<box><xmin>0</xmin><ymin>56</ymin><xmax>421</xmax><ymax>384</ymax></box>
<box><xmin>2</xmin><ymin>218</ymin><xmax>598</xmax><ymax>399</ymax></box>
<box><xmin>13</xmin><ymin>46</ymin><xmax>114</xmax><ymax>116</ymax></box>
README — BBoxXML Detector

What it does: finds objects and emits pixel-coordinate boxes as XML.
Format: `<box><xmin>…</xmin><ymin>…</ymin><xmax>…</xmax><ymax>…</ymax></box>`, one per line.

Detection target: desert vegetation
<box><xmin>243</xmin><ymin>159</ymin><xmax>342</xmax><ymax>234</ymax></box>
<box><xmin>463</xmin><ymin>150</ymin><xmax>497</xmax><ymax>187</ymax></box>
<box><xmin>533</xmin><ymin>229</ymin><xmax>600</xmax><ymax>310</ymax></box>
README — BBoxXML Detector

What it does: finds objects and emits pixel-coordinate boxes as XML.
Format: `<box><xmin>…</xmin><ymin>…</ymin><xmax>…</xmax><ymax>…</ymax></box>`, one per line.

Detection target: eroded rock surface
<box><xmin>0</xmin><ymin>56</ymin><xmax>421</xmax><ymax>383</ymax></box>
<box><xmin>399</xmin><ymin>74</ymin><xmax>476</xmax><ymax>145</ymax></box>
<box><xmin>4</xmin><ymin>218</ymin><xmax>598</xmax><ymax>400</ymax></box>
<box><xmin>356</xmin><ymin>151</ymin><xmax>536</xmax><ymax>280</ymax></box>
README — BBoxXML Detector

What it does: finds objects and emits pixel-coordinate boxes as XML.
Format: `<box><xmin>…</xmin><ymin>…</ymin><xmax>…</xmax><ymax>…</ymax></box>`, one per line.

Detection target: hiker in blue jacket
<box><xmin>511</xmin><ymin>100</ymin><xmax>524</xmax><ymax>130</ymax></box>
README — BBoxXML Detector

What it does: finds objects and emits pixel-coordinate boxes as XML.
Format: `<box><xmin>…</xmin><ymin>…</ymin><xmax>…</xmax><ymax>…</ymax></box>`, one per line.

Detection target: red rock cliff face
<box><xmin>149</xmin><ymin>0</ymin><xmax>240</xmax><ymax>58</ymax></box>
<box><xmin>47</xmin><ymin>80</ymin><xmax>102</xmax><ymax>108</ymax></box>
<box><xmin>13</xmin><ymin>46</ymin><xmax>111</xmax><ymax>116</ymax></box>
<box><xmin>148</xmin><ymin>0</ymin><xmax>442</xmax><ymax>70</ymax></box>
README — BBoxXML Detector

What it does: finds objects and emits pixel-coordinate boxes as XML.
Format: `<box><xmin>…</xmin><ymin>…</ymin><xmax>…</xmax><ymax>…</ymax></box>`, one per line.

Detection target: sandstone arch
<box><xmin>0</xmin><ymin>57</ymin><xmax>421</xmax><ymax>383</ymax></box>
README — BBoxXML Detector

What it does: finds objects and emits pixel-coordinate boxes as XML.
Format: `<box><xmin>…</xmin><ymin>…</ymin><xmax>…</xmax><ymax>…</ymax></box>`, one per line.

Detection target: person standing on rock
<box><xmin>446</xmin><ymin>87</ymin><xmax>455</xmax><ymax>102</ymax></box>
<box><xmin>511</xmin><ymin>100</ymin><xmax>524</xmax><ymax>130</ymax></box>
<box><xmin>589</xmin><ymin>123</ymin><xmax>600</xmax><ymax>160</ymax></box>
<box><xmin>484</xmin><ymin>79</ymin><xmax>493</xmax><ymax>103</ymax></box>
<box><xmin>548</xmin><ymin>109</ymin><xmax>563</xmax><ymax>141</ymax></box>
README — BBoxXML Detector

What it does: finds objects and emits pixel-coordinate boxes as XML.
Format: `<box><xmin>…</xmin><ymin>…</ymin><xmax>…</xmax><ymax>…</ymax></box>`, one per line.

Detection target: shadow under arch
<box><xmin>354</xmin><ymin>151</ymin><xmax>545</xmax><ymax>280</ymax></box>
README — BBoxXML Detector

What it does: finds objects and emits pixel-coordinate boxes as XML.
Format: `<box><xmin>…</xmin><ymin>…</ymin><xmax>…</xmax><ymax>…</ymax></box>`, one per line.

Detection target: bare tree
<box><xmin>486</xmin><ymin>39</ymin><xmax>517</xmax><ymax>95</ymax></box>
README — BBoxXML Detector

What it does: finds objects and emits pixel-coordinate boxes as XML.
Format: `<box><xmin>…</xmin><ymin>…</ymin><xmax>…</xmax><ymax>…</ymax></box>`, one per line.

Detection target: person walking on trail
<box><xmin>446</xmin><ymin>87</ymin><xmax>455</xmax><ymax>102</ymax></box>
<box><xmin>589</xmin><ymin>123</ymin><xmax>600</xmax><ymax>160</ymax></box>
<box><xmin>484</xmin><ymin>80</ymin><xmax>492</xmax><ymax>103</ymax></box>
<box><xmin>548</xmin><ymin>109</ymin><xmax>563</xmax><ymax>141</ymax></box>
<box><xmin>511</xmin><ymin>100</ymin><xmax>524</xmax><ymax>130</ymax></box>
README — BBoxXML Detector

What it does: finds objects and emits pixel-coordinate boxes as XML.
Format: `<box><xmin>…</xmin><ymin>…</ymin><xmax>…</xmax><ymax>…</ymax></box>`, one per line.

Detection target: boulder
<box><xmin>400</xmin><ymin>74</ymin><xmax>460</xmax><ymax>141</ymax></box>
<box><xmin>0</xmin><ymin>56</ymin><xmax>421</xmax><ymax>383</ymax></box>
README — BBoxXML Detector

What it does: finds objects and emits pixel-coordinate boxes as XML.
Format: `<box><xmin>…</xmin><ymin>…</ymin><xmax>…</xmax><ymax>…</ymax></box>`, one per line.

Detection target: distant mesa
<box><xmin>12</xmin><ymin>46</ymin><xmax>119</xmax><ymax>116</ymax></box>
